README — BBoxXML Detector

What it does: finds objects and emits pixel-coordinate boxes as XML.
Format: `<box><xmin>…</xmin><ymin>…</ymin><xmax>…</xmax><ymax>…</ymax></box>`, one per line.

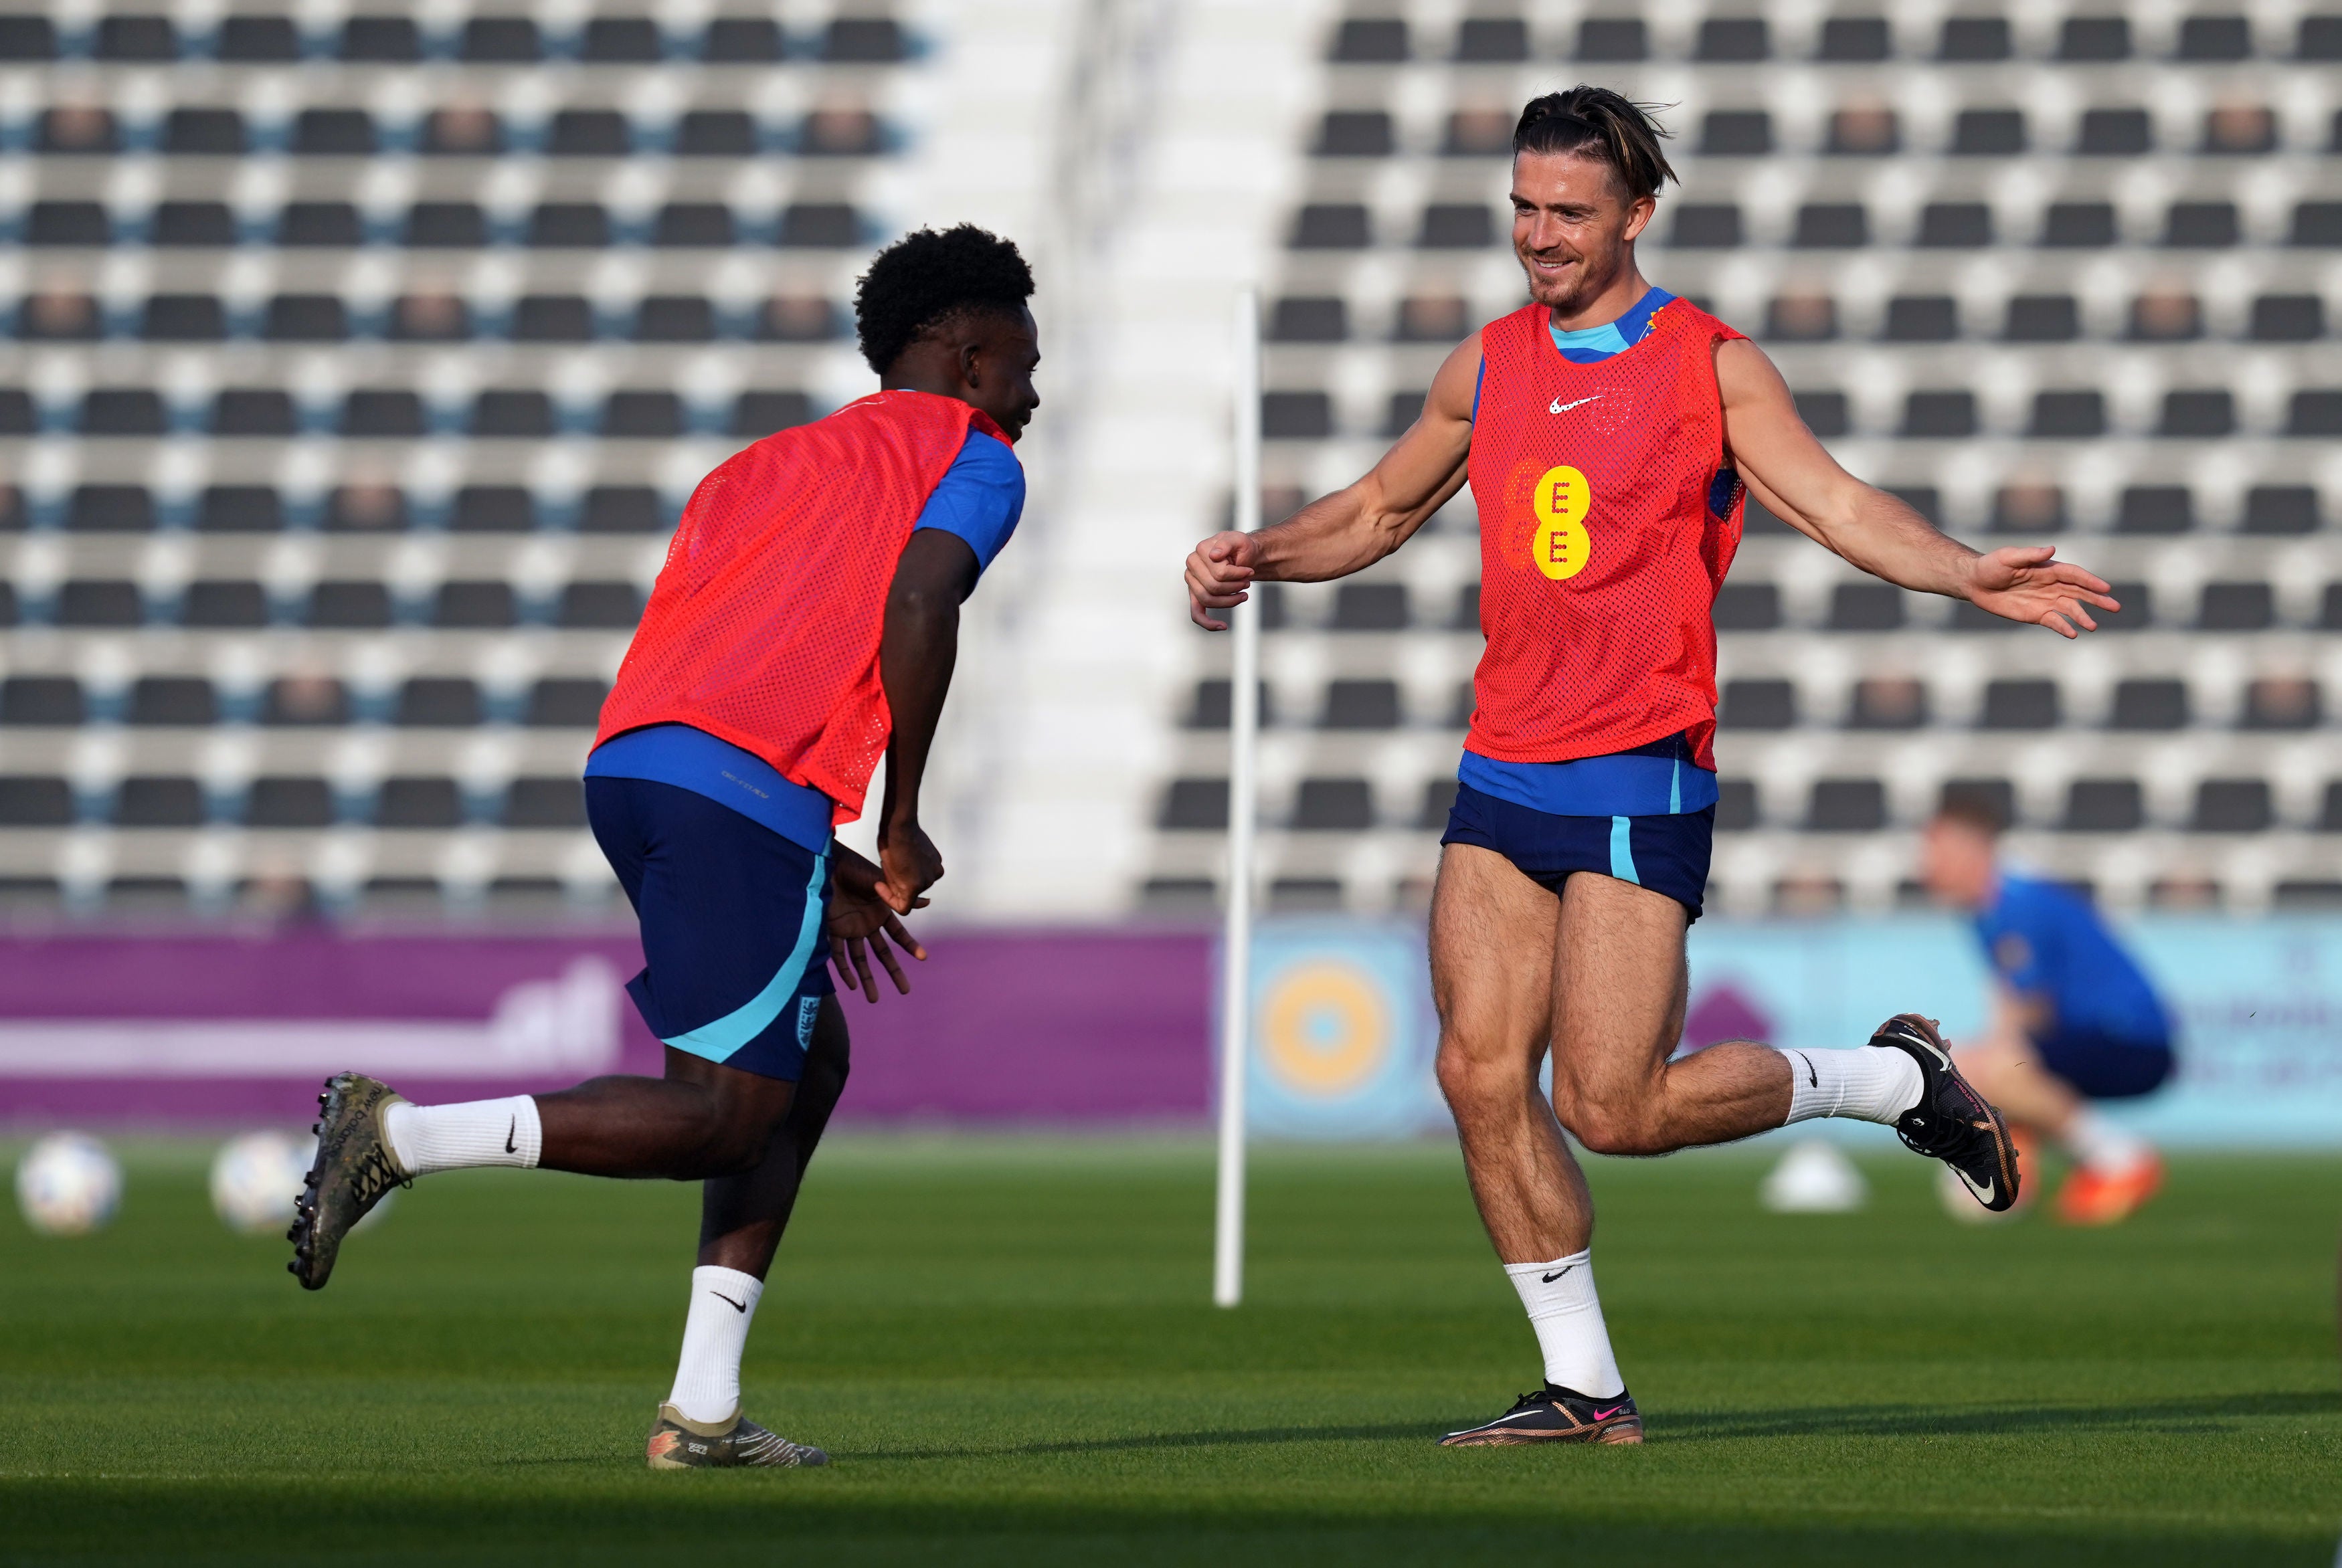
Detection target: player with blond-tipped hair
<box><xmin>1186</xmin><ymin>88</ymin><xmax>2120</xmax><ymax>1444</ymax></box>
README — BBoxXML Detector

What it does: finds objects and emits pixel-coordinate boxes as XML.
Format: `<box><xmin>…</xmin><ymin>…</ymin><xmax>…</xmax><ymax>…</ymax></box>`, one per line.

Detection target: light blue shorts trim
<box><xmin>661</xmin><ymin>846</ymin><xmax>832</xmax><ymax>1065</ymax></box>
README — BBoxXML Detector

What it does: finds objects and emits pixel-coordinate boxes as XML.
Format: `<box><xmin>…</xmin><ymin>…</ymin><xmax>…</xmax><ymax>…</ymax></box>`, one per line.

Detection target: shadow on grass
<box><xmin>2</xmin><ymin>1484</ymin><xmax>2324</xmax><ymax>1568</ymax></box>
<box><xmin>831</xmin><ymin>1389</ymin><xmax>2342</xmax><ymax>1462</ymax></box>
<box><xmin>1657</xmin><ymin>1388</ymin><xmax>2341</xmax><ymax>1442</ymax></box>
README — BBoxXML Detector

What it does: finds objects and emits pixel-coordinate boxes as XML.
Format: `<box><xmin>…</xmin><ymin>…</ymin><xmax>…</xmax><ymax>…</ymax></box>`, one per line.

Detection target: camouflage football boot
<box><xmin>646</xmin><ymin>1403</ymin><xmax>830</xmax><ymax>1469</ymax></box>
<box><xmin>288</xmin><ymin>1072</ymin><xmax>410</xmax><ymax>1290</ymax></box>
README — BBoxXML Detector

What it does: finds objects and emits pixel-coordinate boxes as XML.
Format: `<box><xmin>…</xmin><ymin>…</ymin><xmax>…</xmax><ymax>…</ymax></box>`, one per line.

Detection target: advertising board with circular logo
<box><xmin>1239</xmin><ymin>922</ymin><xmax>1441</xmax><ymax>1138</ymax></box>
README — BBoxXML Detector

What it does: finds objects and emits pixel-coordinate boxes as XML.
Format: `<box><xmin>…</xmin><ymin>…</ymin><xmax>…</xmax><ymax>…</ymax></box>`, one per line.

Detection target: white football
<box><xmin>15</xmin><ymin>1131</ymin><xmax>123</xmax><ymax>1236</ymax></box>
<box><xmin>209</xmin><ymin>1131</ymin><xmax>312</xmax><ymax>1235</ymax></box>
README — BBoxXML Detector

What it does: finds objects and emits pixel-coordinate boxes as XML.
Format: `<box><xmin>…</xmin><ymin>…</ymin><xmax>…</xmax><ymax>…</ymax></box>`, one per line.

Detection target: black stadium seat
<box><xmin>583</xmin><ymin>17</ymin><xmax>664</xmax><ymax>61</ymax></box>
<box><xmin>1721</xmin><ymin>679</ymin><xmax>1795</xmax><ymax>729</ymax></box>
<box><xmin>127</xmin><ymin>678</ymin><xmax>217</xmax><ymax>726</ymax></box>
<box><xmin>375</xmin><ymin>777</ymin><xmax>464</xmax><ymax>827</ymax></box>
<box><xmin>246</xmin><ymin>777</ymin><xmax>337</xmax><ymax>829</ymax></box>
<box><xmin>1293</xmin><ymin>778</ymin><xmax>1374</xmax><ymax>829</ymax></box>
<box><xmin>58</xmin><ymin>579</ymin><xmax>144</xmax><ymax>627</ymax></box>
<box><xmin>579</xmin><ymin>488</ymin><xmax>665</xmax><ymax>534</ymax></box>
<box><xmin>732</xmin><ymin>391</ymin><xmax>814</xmax><ymax>437</ymax></box>
<box><xmin>183</xmin><ymin>580</ymin><xmax>270</xmax><ymax>627</ymax></box>
<box><xmin>527</xmin><ymin>679</ymin><xmax>610</xmax><ymax>727</ymax></box>
<box><xmin>504</xmin><ymin>778</ymin><xmax>587</xmax><ymax>828</ymax></box>
<box><xmin>1322</xmin><ymin>680</ymin><xmax>1401</xmax><ymax>729</ymax></box>
<box><xmin>432</xmin><ymin>581</ymin><xmax>518</xmax><ymax>628</ymax></box>
<box><xmin>556</xmin><ymin>583</ymin><xmax>646</xmax><ymax>629</ymax></box>
<box><xmin>114</xmin><ymin>776</ymin><xmax>206</xmax><ymax>827</ymax></box>
<box><xmin>0</xmin><ymin>678</ymin><xmax>84</xmax><ymax>726</ymax></box>
<box><xmin>394</xmin><ymin>680</ymin><xmax>484</xmax><ymax>728</ymax></box>
<box><xmin>0</xmin><ymin>777</ymin><xmax>72</xmax><ymax>825</ymax></box>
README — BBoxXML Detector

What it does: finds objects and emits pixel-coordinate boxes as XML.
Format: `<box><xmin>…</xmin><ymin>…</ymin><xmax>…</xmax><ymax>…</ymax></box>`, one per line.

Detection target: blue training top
<box><xmin>911</xmin><ymin>427</ymin><xmax>1024</xmax><ymax>572</ymax></box>
<box><xmin>585</xmin><ymin>425</ymin><xmax>1025</xmax><ymax>846</ymax></box>
<box><xmin>1975</xmin><ymin>872</ymin><xmax>2172</xmax><ymax>1048</ymax></box>
<box><xmin>1460</xmin><ymin>286</ymin><xmax>1719</xmax><ymax>818</ymax></box>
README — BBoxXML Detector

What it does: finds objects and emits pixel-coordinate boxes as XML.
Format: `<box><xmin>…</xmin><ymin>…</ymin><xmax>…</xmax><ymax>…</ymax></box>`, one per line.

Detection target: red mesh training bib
<box><xmin>1465</xmin><ymin>296</ymin><xmax>1746</xmax><ymax>771</ymax></box>
<box><xmin>596</xmin><ymin>390</ymin><xmax>1010</xmax><ymax>823</ymax></box>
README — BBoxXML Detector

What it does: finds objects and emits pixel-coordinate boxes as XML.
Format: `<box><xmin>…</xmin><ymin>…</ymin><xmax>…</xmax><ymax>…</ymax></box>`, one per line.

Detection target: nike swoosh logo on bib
<box><xmin>1548</xmin><ymin>395</ymin><xmax>1603</xmax><ymax>413</ymax></box>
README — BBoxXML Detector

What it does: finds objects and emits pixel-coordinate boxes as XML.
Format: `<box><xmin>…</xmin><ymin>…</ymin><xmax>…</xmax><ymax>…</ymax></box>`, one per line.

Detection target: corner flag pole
<box><xmin>1212</xmin><ymin>288</ymin><xmax>1262</xmax><ymax>1308</ymax></box>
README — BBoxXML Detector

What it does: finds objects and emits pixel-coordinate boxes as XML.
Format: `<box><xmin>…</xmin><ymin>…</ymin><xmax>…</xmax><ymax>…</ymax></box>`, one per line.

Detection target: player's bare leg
<box><xmin>1543</xmin><ymin>870</ymin><xmax>1789</xmax><ymax>1155</ymax></box>
<box><xmin>1429</xmin><ymin>843</ymin><xmax>1583</xmax><ymax>1260</ymax></box>
<box><xmin>1431</xmin><ymin>844</ymin><xmax>1641</xmax><ymax>1444</ymax></box>
<box><xmin>648</xmin><ymin>1001</ymin><xmax>851</xmax><ymax>1470</ymax></box>
<box><xmin>291</xmin><ymin>1011</ymin><xmax>848</xmax><ymax>1466</ymax></box>
<box><xmin>292</xmin><ymin>1049</ymin><xmax>804</xmax><ymax>1292</ymax></box>
<box><xmin>697</xmin><ymin>999</ymin><xmax>853</xmax><ymax>1277</ymax></box>
<box><xmin>1433</xmin><ymin>847</ymin><xmax>2019</xmax><ymax>1445</ymax></box>
<box><xmin>536</xmin><ymin>1052</ymin><xmax>798</xmax><ymax>1180</ymax></box>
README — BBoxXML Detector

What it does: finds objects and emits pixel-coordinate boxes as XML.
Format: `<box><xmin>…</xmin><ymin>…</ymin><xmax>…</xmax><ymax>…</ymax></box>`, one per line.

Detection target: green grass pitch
<box><xmin>1</xmin><ymin>1135</ymin><xmax>2338</xmax><ymax>1565</ymax></box>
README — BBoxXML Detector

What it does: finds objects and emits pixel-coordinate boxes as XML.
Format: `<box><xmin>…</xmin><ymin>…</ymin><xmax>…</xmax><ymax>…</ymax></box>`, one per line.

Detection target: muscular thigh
<box><xmin>1430</xmin><ymin>844</ymin><xmax>1560</xmax><ymax>1070</ymax></box>
<box><xmin>1548</xmin><ymin>873</ymin><xmax>1689</xmax><ymax>1114</ymax></box>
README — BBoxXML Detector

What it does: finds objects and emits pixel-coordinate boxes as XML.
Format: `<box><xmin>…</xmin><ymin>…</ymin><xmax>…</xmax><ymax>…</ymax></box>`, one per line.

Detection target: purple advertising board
<box><xmin>0</xmin><ymin>928</ymin><xmax>1213</xmax><ymax>1129</ymax></box>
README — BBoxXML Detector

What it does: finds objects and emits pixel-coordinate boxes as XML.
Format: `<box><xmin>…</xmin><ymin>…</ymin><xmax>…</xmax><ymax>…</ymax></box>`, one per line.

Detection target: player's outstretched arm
<box><xmin>875</xmin><ymin>528</ymin><xmax>981</xmax><ymax>912</ymax></box>
<box><xmin>1716</xmin><ymin>338</ymin><xmax>2121</xmax><ymax>638</ymax></box>
<box><xmin>1186</xmin><ymin>330</ymin><xmax>1481</xmax><ymax>630</ymax></box>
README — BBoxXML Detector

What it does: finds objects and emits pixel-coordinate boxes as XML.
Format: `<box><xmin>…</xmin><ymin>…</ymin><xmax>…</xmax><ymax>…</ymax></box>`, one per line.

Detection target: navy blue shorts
<box><xmin>2034</xmin><ymin>1027</ymin><xmax>2174</xmax><ymax>1100</ymax></box>
<box><xmin>1441</xmin><ymin>783</ymin><xmax>1713</xmax><ymax>921</ymax></box>
<box><xmin>585</xmin><ymin>776</ymin><xmax>834</xmax><ymax>1084</ymax></box>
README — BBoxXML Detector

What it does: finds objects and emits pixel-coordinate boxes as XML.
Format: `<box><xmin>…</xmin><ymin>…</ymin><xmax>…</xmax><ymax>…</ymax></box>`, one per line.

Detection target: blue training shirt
<box><xmin>1460</xmin><ymin>286</ymin><xmax>1718</xmax><ymax>818</ymax></box>
<box><xmin>1975</xmin><ymin>872</ymin><xmax>2171</xmax><ymax>1048</ymax></box>
<box><xmin>586</xmin><ymin>423</ymin><xmax>1025</xmax><ymax>845</ymax></box>
<box><xmin>913</xmin><ymin>427</ymin><xmax>1024</xmax><ymax>572</ymax></box>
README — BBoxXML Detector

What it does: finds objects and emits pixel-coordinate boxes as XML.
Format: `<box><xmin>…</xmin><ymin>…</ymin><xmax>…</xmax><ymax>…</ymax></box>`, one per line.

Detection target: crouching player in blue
<box><xmin>1921</xmin><ymin>793</ymin><xmax>2177</xmax><ymax>1223</ymax></box>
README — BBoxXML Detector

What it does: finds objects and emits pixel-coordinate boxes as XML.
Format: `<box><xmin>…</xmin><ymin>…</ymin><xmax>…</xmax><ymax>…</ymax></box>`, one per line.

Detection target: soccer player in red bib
<box><xmin>290</xmin><ymin>226</ymin><xmax>1041</xmax><ymax>1468</ymax></box>
<box><xmin>1186</xmin><ymin>90</ymin><xmax>2121</xmax><ymax>1446</ymax></box>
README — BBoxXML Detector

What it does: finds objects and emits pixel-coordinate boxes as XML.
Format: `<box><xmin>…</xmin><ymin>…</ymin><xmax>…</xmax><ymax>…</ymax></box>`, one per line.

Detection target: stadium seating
<box><xmin>5</xmin><ymin>1</ymin><xmax>2337</xmax><ymax>921</ymax></box>
<box><xmin>1130</xmin><ymin>0</ymin><xmax>2342</xmax><ymax>918</ymax></box>
<box><xmin>0</xmin><ymin>5</ymin><xmax>921</xmax><ymax>918</ymax></box>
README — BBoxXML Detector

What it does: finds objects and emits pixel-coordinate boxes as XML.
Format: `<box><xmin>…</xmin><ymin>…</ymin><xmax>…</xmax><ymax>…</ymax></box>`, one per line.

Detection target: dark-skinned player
<box><xmin>289</xmin><ymin>225</ymin><xmax>1041</xmax><ymax>1469</ymax></box>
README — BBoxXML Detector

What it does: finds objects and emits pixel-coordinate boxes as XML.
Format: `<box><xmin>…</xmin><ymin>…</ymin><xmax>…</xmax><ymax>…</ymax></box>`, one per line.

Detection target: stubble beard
<box><xmin>1518</xmin><ymin>246</ymin><xmax>1623</xmax><ymax>316</ymax></box>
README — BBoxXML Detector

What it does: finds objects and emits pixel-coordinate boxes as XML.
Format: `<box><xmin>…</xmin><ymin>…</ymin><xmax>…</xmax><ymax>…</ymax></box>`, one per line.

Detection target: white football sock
<box><xmin>2064</xmin><ymin>1107</ymin><xmax>2152</xmax><ymax>1174</ymax></box>
<box><xmin>668</xmin><ymin>1266</ymin><xmax>765</xmax><ymax>1425</ymax></box>
<box><xmin>1777</xmin><ymin>1048</ymin><xmax>1924</xmax><ymax>1126</ymax></box>
<box><xmin>381</xmin><ymin>1095</ymin><xmax>541</xmax><ymax>1176</ymax></box>
<box><xmin>1504</xmin><ymin>1251</ymin><xmax>1625</xmax><ymax>1398</ymax></box>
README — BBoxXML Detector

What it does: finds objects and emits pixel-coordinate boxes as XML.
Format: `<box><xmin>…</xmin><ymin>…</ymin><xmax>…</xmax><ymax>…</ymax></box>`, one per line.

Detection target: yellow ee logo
<box><xmin>1531</xmin><ymin>465</ymin><xmax>1591</xmax><ymax>581</ymax></box>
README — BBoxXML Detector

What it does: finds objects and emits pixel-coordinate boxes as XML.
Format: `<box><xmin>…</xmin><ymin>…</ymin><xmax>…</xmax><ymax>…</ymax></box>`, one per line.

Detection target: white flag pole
<box><xmin>1212</xmin><ymin>288</ymin><xmax>1263</xmax><ymax>1309</ymax></box>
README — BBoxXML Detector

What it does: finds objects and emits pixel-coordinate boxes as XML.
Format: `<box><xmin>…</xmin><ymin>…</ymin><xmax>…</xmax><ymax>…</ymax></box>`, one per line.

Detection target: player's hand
<box><xmin>1186</xmin><ymin>530</ymin><xmax>1260</xmax><ymax>631</ymax></box>
<box><xmin>875</xmin><ymin>819</ymin><xmax>944</xmax><ymax>914</ymax></box>
<box><xmin>828</xmin><ymin>848</ymin><xmax>926</xmax><ymax>1002</ymax></box>
<box><xmin>1962</xmin><ymin>547</ymin><xmax>2121</xmax><ymax>638</ymax></box>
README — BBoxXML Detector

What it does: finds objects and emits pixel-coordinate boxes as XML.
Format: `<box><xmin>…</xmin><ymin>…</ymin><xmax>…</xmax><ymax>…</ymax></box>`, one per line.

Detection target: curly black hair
<box><xmin>852</xmin><ymin>223</ymin><xmax>1034</xmax><ymax>375</ymax></box>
